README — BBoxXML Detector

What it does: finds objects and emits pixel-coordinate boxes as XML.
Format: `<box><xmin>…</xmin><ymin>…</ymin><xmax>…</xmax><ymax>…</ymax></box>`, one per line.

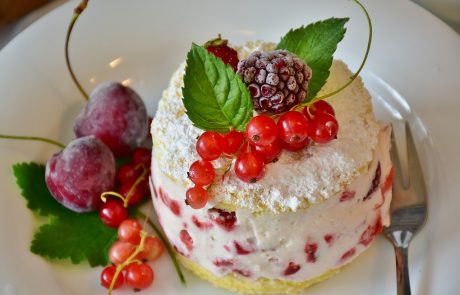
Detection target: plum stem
<box><xmin>65</xmin><ymin>0</ymin><xmax>90</xmax><ymax>101</ymax></box>
<box><xmin>0</xmin><ymin>134</ymin><xmax>65</xmax><ymax>148</ymax></box>
<box><xmin>136</xmin><ymin>210</ymin><xmax>187</xmax><ymax>285</ymax></box>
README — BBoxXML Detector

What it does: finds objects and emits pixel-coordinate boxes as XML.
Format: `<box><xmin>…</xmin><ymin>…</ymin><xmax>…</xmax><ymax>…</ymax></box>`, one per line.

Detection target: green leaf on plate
<box><xmin>277</xmin><ymin>17</ymin><xmax>349</xmax><ymax>101</ymax></box>
<box><xmin>13</xmin><ymin>162</ymin><xmax>117</xmax><ymax>267</ymax></box>
<box><xmin>182</xmin><ymin>44</ymin><xmax>253</xmax><ymax>132</ymax></box>
<box><xmin>31</xmin><ymin>214</ymin><xmax>117</xmax><ymax>267</ymax></box>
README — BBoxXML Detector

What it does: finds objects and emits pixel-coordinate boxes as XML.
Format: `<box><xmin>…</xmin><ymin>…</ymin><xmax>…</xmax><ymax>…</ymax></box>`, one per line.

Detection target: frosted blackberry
<box><xmin>237</xmin><ymin>50</ymin><xmax>311</xmax><ymax>114</ymax></box>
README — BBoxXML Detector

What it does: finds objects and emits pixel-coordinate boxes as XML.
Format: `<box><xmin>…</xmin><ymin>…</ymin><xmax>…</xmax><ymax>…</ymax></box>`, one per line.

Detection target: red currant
<box><xmin>282</xmin><ymin>137</ymin><xmax>310</xmax><ymax>151</ymax></box>
<box><xmin>99</xmin><ymin>199</ymin><xmax>128</xmax><ymax>228</ymax></box>
<box><xmin>245</xmin><ymin>115</ymin><xmax>277</xmax><ymax>147</ymax></box>
<box><xmin>109</xmin><ymin>240</ymin><xmax>136</xmax><ymax>265</ymax></box>
<box><xmin>125</xmin><ymin>262</ymin><xmax>154</xmax><ymax>290</ymax></box>
<box><xmin>119</xmin><ymin>181</ymin><xmax>145</xmax><ymax>205</ymax></box>
<box><xmin>116</xmin><ymin>162</ymin><xmax>140</xmax><ymax>184</ymax></box>
<box><xmin>222</xmin><ymin>130</ymin><xmax>245</xmax><ymax>154</ymax></box>
<box><xmin>309</xmin><ymin>113</ymin><xmax>339</xmax><ymax>144</ymax></box>
<box><xmin>137</xmin><ymin>236</ymin><xmax>164</xmax><ymax>261</ymax></box>
<box><xmin>277</xmin><ymin>111</ymin><xmax>309</xmax><ymax>144</ymax></box>
<box><xmin>100</xmin><ymin>265</ymin><xmax>124</xmax><ymax>289</ymax></box>
<box><xmin>185</xmin><ymin>186</ymin><xmax>209</xmax><ymax>209</ymax></box>
<box><xmin>303</xmin><ymin>100</ymin><xmax>335</xmax><ymax>118</ymax></box>
<box><xmin>118</xmin><ymin>219</ymin><xmax>143</xmax><ymax>245</ymax></box>
<box><xmin>196</xmin><ymin>131</ymin><xmax>224</xmax><ymax>161</ymax></box>
<box><xmin>187</xmin><ymin>160</ymin><xmax>215</xmax><ymax>186</ymax></box>
<box><xmin>251</xmin><ymin>138</ymin><xmax>282</xmax><ymax>163</ymax></box>
<box><xmin>132</xmin><ymin>148</ymin><xmax>152</xmax><ymax>167</ymax></box>
<box><xmin>234</xmin><ymin>151</ymin><xmax>265</xmax><ymax>183</ymax></box>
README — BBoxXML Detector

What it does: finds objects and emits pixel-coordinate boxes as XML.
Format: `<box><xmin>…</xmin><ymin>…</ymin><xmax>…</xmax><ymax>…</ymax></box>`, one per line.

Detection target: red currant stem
<box><xmin>302</xmin><ymin>0</ymin><xmax>372</xmax><ymax>106</ymax></box>
<box><xmin>124</xmin><ymin>164</ymin><xmax>149</xmax><ymax>207</ymax></box>
<box><xmin>108</xmin><ymin>230</ymin><xmax>148</xmax><ymax>295</ymax></box>
<box><xmin>0</xmin><ymin>134</ymin><xmax>65</xmax><ymax>149</ymax></box>
<box><xmin>100</xmin><ymin>191</ymin><xmax>126</xmax><ymax>203</ymax></box>
<box><xmin>136</xmin><ymin>210</ymin><xmax>187</xmax><ymax>285</ymax></box>
<box><xmin>65</xmin><ymin>0</ymin><xmax>89</xmax><ymax>101</ymax></box>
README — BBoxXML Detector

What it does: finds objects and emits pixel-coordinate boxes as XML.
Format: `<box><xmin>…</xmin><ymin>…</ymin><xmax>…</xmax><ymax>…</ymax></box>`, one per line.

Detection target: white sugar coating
<box><xmin>151</xmin><ymin>41</ymin><xmax>380</xmax><ymax>213</ymax></box>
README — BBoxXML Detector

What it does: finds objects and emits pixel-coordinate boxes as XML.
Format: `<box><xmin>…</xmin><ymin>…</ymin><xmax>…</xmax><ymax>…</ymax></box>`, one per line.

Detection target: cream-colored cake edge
<box><xmin>177</xmin><ymin>254</ymin><xmax>345</xmax><ymax>295</ymax></box>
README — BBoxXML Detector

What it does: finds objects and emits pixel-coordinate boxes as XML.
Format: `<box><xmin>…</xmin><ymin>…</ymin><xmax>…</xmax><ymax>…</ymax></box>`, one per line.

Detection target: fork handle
<box><xmin>394</xmin><ymin>245</ymin><xmax>411</xmax><ymax>295</ymax></box>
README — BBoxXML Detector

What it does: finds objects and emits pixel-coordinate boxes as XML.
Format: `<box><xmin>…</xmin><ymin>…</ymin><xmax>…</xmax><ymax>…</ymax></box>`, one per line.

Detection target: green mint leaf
<box><xmin>182</xmin><ymin>44</ymin><xmax>253</xmax><ymax>132</ymax></box>
<box><xmin>13</xmin><ymin>162</ymin><xmax>68</xmax><ymax>217</ymax></box>
<box><xmin>13</xmin><ymin>162</ymin><xmax>117</xmax><ymax>267</ymax></box>
<box><xmin>31</xmin><ymin>214</ymin><xmax>117</xmax><ymax>267</ymax></box>
<box><xmin>277</xmin><ymin>17</ymin><xmax>349</xmax><ymax>101</ymax></box>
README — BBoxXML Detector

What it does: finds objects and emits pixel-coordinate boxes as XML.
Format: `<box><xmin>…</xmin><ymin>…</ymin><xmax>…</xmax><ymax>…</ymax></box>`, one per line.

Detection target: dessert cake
<box><xmin>150</xmin><ymin>42</ymin><xmax>393</xmax><ymax>294</ymax></box>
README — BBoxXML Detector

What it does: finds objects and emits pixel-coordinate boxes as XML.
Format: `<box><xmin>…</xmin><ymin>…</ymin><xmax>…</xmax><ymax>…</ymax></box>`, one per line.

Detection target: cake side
<box><xmin>151</xmin><ymin>42</ymin><xmax>381</xmax><ymax>214</ymax></box>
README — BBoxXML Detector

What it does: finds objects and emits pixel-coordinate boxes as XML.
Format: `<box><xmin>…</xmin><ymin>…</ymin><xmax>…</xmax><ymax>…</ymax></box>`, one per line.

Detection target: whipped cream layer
<box><xmin>151</xmin><ymin>42</ymin><xmax>381</xmax><ymax>213</ymax></box>
<box><xmin>151</xmin><ymin>126</ymin><xmax>392</xmax><ymax>281</ymax></box>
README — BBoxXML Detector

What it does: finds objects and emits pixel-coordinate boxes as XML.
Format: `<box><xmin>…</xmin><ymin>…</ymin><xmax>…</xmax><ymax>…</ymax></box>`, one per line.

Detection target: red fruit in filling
<box><xmin>159</xmin><ymin>187</ymin><xmax>181</xmax><ymax>216</ymax></box>
<box><xmin>359</xmin><ymin>216</ymin><xmax>383</xmax><ymax>246</ymax></box>
<box><xmin>180</xmin><ymin>229</ymin><xmax>194</xmax><ymax>251</ymax></box>
<box><xmin>340</xmin><ymin>190</ymin><xmax>356</xmax><ymax>202</ymax></box>
<box><xmin>304</xmin><ymin>242</ymin><xmax>318</xmax><ymax>263</ymax></box>
<box><xmin>192</xmin><ymin>215</ymin><xmax>214</xmax><ymax>230</ymax></box>
<box><xmin>340</xmin><ymin>247</ymin><xmax>356</xmax><ymax>262</ymax></box>
<box><xmin>234</xmin><ymin>241</ymin><xmax>253</xmax><ymax>255</ymax></box>
<box><xmin>284</xmin><ymin>262</ymin><xmax>301</xmax><ymax>276</ymax></box>
<box><xmin>208</xmin><ymin>208</ymin><xmax>237</xmax><ymax>231</ymax></box>
<box><xmin>363</xmin><ymin>162</ymin><xmax>381</xmax><ymax>201</ymax></box>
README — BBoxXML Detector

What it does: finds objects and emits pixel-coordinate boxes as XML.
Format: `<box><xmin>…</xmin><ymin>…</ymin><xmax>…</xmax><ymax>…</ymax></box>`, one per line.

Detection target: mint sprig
<box><xmin>277</xmin><ymin>17</ymin><xmax>349</xmax><ymax>101</ymax></box>
<box><xmin>13</xmin><ymin>163</ymin><xmax>117</xmax><ymax>267</ymax></box>
<box><xmin>182</xmin><ymin>44</ymin><xmax>253</xmax><ymax>133</ymax></box>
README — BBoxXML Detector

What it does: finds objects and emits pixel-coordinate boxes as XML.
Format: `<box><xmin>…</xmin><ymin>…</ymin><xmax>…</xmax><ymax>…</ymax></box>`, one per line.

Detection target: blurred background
<box><xmin>0</xmin><ymin>0</ymin><xmax>459</xmax><ymax>49</ymax></box>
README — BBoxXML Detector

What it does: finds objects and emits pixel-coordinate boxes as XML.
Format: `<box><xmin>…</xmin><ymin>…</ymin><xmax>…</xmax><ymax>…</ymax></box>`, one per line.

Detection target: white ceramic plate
<box><xmin>1</xmin><ymin>0</ymin><xmax>459</xmax><ymax>294</ymax></box>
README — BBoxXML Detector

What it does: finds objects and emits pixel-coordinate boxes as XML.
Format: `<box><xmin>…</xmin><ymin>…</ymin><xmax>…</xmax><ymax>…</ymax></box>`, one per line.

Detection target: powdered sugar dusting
<box><xmin>151</xmin><ymin>42</ymin><xmax>380</xmax><ymax>213</ymax></box>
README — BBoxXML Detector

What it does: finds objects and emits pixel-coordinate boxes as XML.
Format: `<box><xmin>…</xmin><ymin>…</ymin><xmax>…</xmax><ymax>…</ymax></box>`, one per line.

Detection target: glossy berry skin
<box><xmin>196</xmin><ymin>131</ymin><xmax>224</xmax><ymax>161</ymax></box>
<box><xmin>132</xmin><ymin>148</ymin><xmax>152</xmax><ymax>167</ymax></box>
<box><xmin>188</xmin><ymin>160</ymin><xmax>215</xmax><ymax>186</ymax></box>
<box><xmin>45</xmin><ymin>136</ymin><xmax>115</xmax><ymax>213</ymax></box>
<box><xmin>205</xmin><ymin>37</ymin><xmax>239</xmax><ymax>71</ymax></box>
<box><xmin>116</xmin><ymin>162</ymin><xmax>140</xmax><ymax>184</ymax></box>
<box><xmin>309</xmin><ymin>112</ymin><xmax>339</xmax><ymax>144</ymax></box>
<box><xmin>282</xmin><ymin>137</ymin><xmax>310</xmax><ymax>152</ymax></box>
<box><xmin>277</xmin><ymin>111</ymin><xmax>309</xmax><ymax>144</ymax></box>
<box><xmin>234</xmin><ymin>151</ymin><xmax>265</xmax><ymax>183</ymax></box>
<box><xmin>245</xmin><ymin>115</ymin><xmax>278</xmax><ymax>147</ymax></box>
<box><xmin>109</xmin><ymin>240</ymin><xmax>136</xmax><ymax>265</ymax></box>
<box><xmin>100</xmin><ymin>265</ymin><xmax>124</xmax><ymax>289</ymax></box>
<box><xmin>303</xmin><ymin>100</ymin><xmax>335</xmax><ymax>118</ymax></box>
<box><xmin>185</xmin><ymin>186</ymin><xmax>209</xmax><ymax>209</ymax></box>
<box><xmin>119</xmin><ymin>181</ymin><xmax>145</xmax><ymax>206</ymax></box>
<box><xmin>125</xmin><ymin>263</ymin><xmax>154</xmax><ymax>290</ymax></box>
<box><xmin>99</xmin><ymin>199</ymin><xmax>128</xmax><ymax>228</ymax></box>
<box><xmin>118</xmin><ymin>219</ymin><xmax>143</xmax><ymax>245</ymax></box>
<box><xmin>74</xmin><ymin>81</ymin><xmax>148</xmax><ymax>157</ymax></box>
<box><xmin>137</xmin><ymin>237</ymin><xmax>164</xmax><ymax>261</ymax></box>
<box><xmin>222</xmin><ymin>130</ymin><xmax>245</xmax><ymax>154</ymax></box>
<box><xmin>251</xmin><ymin>138</ymin><xmax>282</xmax><ymax>163</ymax></box>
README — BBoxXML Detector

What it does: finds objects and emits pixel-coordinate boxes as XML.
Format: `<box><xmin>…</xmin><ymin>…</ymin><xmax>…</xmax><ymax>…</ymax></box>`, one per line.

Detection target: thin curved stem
<box><xmin>304</xmin><ymin>0</ymin><xmax>372</xmax><ymax>106</ymax></box>
<box><xmin>65</xmin><ymin>0</ymin><xmax>89</xmax><ymax>101</ymax></box>
<box><xmin>0</xmin><ymin>134</ymin><xmax>65</xmax><ymax>149</ymax></box>
<box><xmin>136</xmin><ymin>210</ymin><xmax>187</xmax><ymax>285</ymax></box>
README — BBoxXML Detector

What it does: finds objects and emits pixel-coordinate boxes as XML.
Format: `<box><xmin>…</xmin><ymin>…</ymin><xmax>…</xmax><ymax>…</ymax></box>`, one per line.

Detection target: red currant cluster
<box><xmin>101</xmin><ymin>219</ymin><xmax>164</xmax><ymax>292</ymax></box>
<box><xmin>185</xmin><ymin>100</ymin><xmax>338</xmax><ymax>210</ymax></box>
<box><xmin>99</xmin><ymin>148</ymin><xmax>152</xmax><ymax>228</ymax></box>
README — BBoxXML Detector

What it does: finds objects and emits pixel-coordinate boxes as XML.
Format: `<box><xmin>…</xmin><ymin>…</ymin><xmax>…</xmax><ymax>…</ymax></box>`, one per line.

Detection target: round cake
<box><xmin>150</xmin><ymin>42</ymin><xmax>393</xmax><ymax>294</ymax></box>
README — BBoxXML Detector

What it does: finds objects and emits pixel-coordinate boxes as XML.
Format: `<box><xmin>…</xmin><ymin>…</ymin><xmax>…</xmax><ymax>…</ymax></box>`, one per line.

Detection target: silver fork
<box><xmin>383</xmin><ymin>122</ymin><xmax>428</xmax><ymax>295</ymax></box>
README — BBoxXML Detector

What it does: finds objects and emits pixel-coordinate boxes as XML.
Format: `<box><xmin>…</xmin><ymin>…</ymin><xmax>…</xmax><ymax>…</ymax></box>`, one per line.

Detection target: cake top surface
<box><xmin>151</xmin><ymin>41</ymin><xmax>380</xmax><ymax>214</ymax></box>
